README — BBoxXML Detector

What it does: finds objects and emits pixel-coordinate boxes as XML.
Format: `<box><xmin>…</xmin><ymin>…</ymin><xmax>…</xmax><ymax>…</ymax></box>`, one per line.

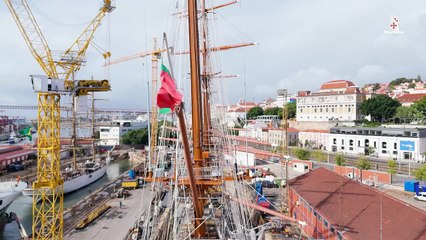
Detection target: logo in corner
<box><xmin>384</xmin><ymin>16</ymin><xmax>404</xmax><ymax>34</ymax></box>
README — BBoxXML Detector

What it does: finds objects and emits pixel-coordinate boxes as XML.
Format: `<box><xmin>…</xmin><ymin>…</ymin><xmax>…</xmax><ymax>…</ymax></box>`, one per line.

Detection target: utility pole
<box><xmin>277</xmin><ymin>89</ymin><xmax>288</xmax><ymax>212</ymax></box>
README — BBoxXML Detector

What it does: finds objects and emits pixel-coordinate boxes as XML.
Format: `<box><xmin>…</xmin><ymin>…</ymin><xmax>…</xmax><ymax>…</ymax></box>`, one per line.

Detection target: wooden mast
<box><xmin>187</xmin><ymin>0</ymin><xmax>206</xmax><ymax>237</ymax></box>
<box><xmin>201</xmin><ymin>0</ymin><xmax>211</xmax><ymax>149</ymax></box>
<box><xmin>188</xmin><ymin>0</ymin><xmax>203</xmax><ymax>166</ymax></box>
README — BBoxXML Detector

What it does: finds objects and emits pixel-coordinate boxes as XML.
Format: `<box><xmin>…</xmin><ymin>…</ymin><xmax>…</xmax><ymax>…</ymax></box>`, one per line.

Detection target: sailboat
<box><xmin>22</xmin><ymin>94</ymin><xmax>109</xmax><ymax>197</ymax></box>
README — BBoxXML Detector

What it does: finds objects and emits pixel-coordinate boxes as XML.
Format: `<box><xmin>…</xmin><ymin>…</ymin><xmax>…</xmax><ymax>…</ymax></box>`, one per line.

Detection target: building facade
<box><xmin>298</xmin><ymin>129</ymin><xmax>329</xmax><ymax>150</ymax></box>
<box><xmin>268</xmin><ymin>128</ymin><xmax>299</xmax><ymax>147</ymax></box>
<box><xmin>296</xmin><ymin>80</ymin><xmax>365</xmax><ymax>122</ymax></box>
<box><xmin>99</xmin><ymin>119</ymin><xmax>148</xmax><ymax>147</ymax></box>
<box><xmin>328</xmin><ymin>126</ymin><xmax>426</xmax><ymax>162</ymax></box>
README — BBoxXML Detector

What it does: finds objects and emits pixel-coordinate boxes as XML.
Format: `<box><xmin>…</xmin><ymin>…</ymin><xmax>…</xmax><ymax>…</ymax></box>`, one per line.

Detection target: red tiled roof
<box><xmin>397</xmin><ymin>93</ymin><xmax>426</xmax><ymax>103</ymax></box>
<box><xmin>320</xmin><ymin>80</ymin><xmax>355</xmax><ymax>90</ymax></box>
<box><xmin>289</xmin><ymin>168</ymin><xmax>426</xmax><ymax>240</ymax></box>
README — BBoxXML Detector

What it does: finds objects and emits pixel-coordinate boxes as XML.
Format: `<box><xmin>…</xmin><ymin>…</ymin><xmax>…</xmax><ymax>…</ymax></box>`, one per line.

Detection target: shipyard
<box><xmin>0</xmin><ymin>1</ymin><xmax>426</xmax><ymax>240</ymax></box>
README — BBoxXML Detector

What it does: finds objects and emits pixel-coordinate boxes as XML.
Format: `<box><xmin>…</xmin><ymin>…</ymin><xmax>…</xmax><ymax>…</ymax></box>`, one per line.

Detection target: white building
<box><xmin>225</xmin><ymin>100</ymin><xmax>258</xmax><ymax>126</ymax></box>
<box><xmin>268</xmin><ymin>128</ymin><xmax>299</xmax><ymax>147</ymax></box>
<box><xmin>328</xmin><ymin>126</ymin><xmax>426</xmax><ymax>162</ymax></box>
<box><xmin>239</xmin><ymin>115</ymin><xmax>280</xmax><ymax>142</ymax></box>
<box><xmin>296</xmin><ymin>80</ymin><xmax>365</xmax><ymax>122</ymax></box>
<box><xmin>99</xmin><ymin>119</ymin><xmax>148</xmax><ymax>147</ymax></box>
<box><xmin>298</xmin><ymin>129</ymin><xmax>329</xmax><ymax>150</ymax></box>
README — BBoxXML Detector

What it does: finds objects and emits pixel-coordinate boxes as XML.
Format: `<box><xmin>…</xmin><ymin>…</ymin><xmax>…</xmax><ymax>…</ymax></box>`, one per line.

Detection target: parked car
<box><xmin>7</xmin><ymin>163</ymin><xmax>25</xmax><ymax>172</ymax></box>
<box><xmin>414</xmin><ymin>192</ymin><xmax>426</xmax><ymax>202</ymax></box>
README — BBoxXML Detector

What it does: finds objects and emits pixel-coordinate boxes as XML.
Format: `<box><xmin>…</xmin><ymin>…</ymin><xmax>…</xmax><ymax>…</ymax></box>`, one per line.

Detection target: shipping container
<box><xmin>404</xmin><ymin>181</ymin><xmax>419</xmax><ymax>192</ymax></box>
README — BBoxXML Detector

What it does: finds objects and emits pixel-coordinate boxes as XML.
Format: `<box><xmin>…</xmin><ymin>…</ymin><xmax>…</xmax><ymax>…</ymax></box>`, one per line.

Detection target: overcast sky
<box><xmin>1</xmin><ymin>0</ymin><xmax>426</xmax><ymax>116</ymax></box>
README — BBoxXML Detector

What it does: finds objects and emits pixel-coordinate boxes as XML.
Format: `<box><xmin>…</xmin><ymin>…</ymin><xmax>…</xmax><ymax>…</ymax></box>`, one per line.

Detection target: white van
<box><xmin>414</xmin><ymin>192</ymin><xmax>426</xmax><ymax>202</ymax></box>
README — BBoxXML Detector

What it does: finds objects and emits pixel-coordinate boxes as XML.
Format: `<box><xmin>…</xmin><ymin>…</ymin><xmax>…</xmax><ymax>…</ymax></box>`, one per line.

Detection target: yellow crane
<box><xmin>5</xmin><ymin>1</ymin><xmax>114</xmax><ymax>239</ymax></box>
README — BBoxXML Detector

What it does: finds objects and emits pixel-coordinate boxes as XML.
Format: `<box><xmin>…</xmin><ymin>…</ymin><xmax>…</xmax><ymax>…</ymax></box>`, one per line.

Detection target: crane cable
<box><xmin>27</xmin><ymin>0</ymin><xmax>93</xmax><ymax>28</ymax></box>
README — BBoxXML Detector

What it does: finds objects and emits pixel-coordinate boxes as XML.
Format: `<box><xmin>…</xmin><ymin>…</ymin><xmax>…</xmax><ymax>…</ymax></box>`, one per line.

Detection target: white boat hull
<box><xmin>22</xmin><ymin>164</ymin><xmax>107</xmax><ymax>197</ymax></box>
<box><xmin>0</xmin><ymin>181</ymin><xmax>27</xmax><ymax>214</ymax></box>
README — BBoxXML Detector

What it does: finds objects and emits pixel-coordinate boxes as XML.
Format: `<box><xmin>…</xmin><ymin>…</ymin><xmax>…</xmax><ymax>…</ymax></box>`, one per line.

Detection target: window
<box><xmin>348</xmin><ymin>107</ymin><xmax>351</xmax><ymax>112</ymax></box>
<box><xmin>333</xmin><ymin>139</ymin><xmax>337</xmax><ymax>144</ymax></box>
<box><xmin>349</xmin><ymin>140</ymin><xmax>353</xmax><ymax>146</ymax></box>
<box><xmin>308</xmin><ymin>206</ymin><xmax>312</xmax><ymax>213</ymax></box>
<box><xmin>314</xmin><ymin>211</ymin><xmax>317</xmax><ymax>216</ymax></box>
<box><xmin>324</xmin><ymin>220</ymin><xmax>328</xmax><ymax>228</ymax></box>
<box><xmin>374</xmin><ymin>141</ymin><xmax>377</xmax><ymax>148</ymax></box>
<box><xmin>330</xmin><ymin>226</ymin><xmax>335</xmax><ymax>234</ymax></box>
<box><xmin>300</xmin><ymin>109</ymin><xmax>303</xmax><ymax>113</ymax></box>
<box><xmin>332</xmin><ymin>108</ymin><xmax>335</xmax><ymax>112</ymax></box>
<box><xmin>100</xmin><ymin>128</ymin><xmax>109</xmax><ymax>132</ymax></box>
<box><xmin>337</xmin><ymin>232</ymin><xmax>343</xmax><ymax>240</ymax></box>
<box><xmin>318</xmin><ymin>215</ymin><xmax>322</xmax><ymax>221</ymax></box>
<box><xmin>341</xmin><ymin>139</ymin><xmax>344</xmax><ymax>145</ymax></box>
<box><xmin>394</xmin><ymin>143</ymin><xmax>397</xmax><ymax>149</ymax></box>
<box><xmin>382</xmin><ymin>150</ymin><xmax>387</xmax><ymax>154</ymax></box>
<box><xmin>382</xmin><ymin>142</ymin><xmax>387</xmax><ymax>149</ymax></box>
<box><xmin>341</xmin><ymin>146</ymin><xmax>345</xmax><ymax>150</ymax></box>
<box><xmin>349</xmin><ymin>147</ymin><xmax>353</xmax><ymax>150</ymax></box>
<box><xmin>358</xmin><ymin>140</ymin><xmax>360</xmax><ymax>147</ymax></box>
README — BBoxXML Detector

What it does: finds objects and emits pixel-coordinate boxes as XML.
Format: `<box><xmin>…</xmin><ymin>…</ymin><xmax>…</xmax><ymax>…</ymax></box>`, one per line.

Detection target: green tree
<box><xmin>389</xmin><ymin>77</ymin><xmax>423</xmax><ymax>88</ymax></box>
<box><xmin>387</xmin><ymin>159</ymin><xmax>397</xmax><ymax>176</ymax></box>
<box><xmin>360</xmin><ymin>94</ymin><xmax>401</xmax><ymax>122</ymax></box>
<box><xmin>246</xmin><ymin>106</ymin><xmax>264</xmax><ymax>119</ymax></box>
<box><xmin>122</xmin><ymin>128</ymin><xmax>149</xmax><ymax>145</ymax></box>
<box><xmin>312</xmin><ymin>150</ymin><xmax>326</xmax><ymax>162</ymax></box>
<box><xmin>372</xmin><ymin>83</ymin><xmax>380</xmax><ymax>93</ymax></box>
<box><xmin>394</xmin><ymin>106</ymin><xmax>424</xmax><ymax>119</ymax></box>
<box><xmin>274</xmin><ymin>102</ymin><xmax>296</xmax><ymax>119</ymax></box>
<box><xmin>413</xmin><ymin>96</ymin><xmax>426</xmax><ymax>116</ymax></box>
<box><xmin>408</xmin><ymin>83</ymin><xmax>416</xmax><ymax>89</ymax></box>
<box><xmin>356</xmin><ymin>156</ymin><xmax>371</xmax><ymax>182</ymax></box>
<box><xmin>414</xmin><ymin>163</ymin><xmax>426</xmax><ymax>183</ymax></box>
<box><xmin>287</xmin><ymin>102</ymin><xmax>296</xmax><ymax>119</ymax></box>
<box><xmin>264</xmin><ymin>107</ymin><xmax>280</xmax><ymax>116</ymax></box>
<box><xmin>356</xmin><ymin>156</ymin><xmax>371</xmax><ymax>170</ymax></box>
<box><xmin>335</xmin><ymin>154</ymin><xmax>345</xmax><ymax>166</ymax></box>
<box><xmin>295</xmin><ymin>148</ymin><xmax>310</xmax><ymax>160</ymax></box>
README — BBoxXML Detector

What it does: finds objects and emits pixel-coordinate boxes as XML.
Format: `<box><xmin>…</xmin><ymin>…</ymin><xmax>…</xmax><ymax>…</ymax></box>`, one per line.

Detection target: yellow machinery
<box><xmin>5</xmin><ymin>0</ymin><xmax>114</xmax><ymax>239</ymax></box>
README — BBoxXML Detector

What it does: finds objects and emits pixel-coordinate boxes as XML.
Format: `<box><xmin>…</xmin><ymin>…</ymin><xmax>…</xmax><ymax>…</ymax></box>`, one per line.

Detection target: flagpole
<box><xmin>147</xmin><ymin>80</ymin><xmax>152</xmax><ymax>174</ymax></box>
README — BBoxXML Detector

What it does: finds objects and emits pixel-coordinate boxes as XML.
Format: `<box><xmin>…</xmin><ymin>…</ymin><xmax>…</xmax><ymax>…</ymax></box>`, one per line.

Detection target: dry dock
<box><xmin>63</xmin><ymin>162</ymin><xmax>149</xmax><ymax>239</ymax></box>
<box><xmin>65</xmin><ymin>187</ymin><xmax>152</xmax><ymax>240</ymax></box>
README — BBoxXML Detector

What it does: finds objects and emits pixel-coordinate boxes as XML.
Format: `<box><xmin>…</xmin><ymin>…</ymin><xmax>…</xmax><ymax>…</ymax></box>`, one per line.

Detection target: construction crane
<box><xmin>4</xmin><ymin>1</ymin><xmax>114</xmax><ymax>239</ymax></box>
<box><xmin>105</xmin><ymin>38</ymin><xmax>164</xmax><ymax>174</ymax></box>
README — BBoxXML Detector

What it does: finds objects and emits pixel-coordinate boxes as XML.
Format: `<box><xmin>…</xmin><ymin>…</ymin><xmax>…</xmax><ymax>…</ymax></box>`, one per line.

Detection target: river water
<box><xmin>0</xmin><ymin>159</ymin><xmax>131</xmax><ymax>240</ymax></box>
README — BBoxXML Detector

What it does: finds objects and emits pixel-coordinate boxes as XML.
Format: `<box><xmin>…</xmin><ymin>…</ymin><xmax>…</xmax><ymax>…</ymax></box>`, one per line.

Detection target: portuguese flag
<box><xmin>156</xmin><ymin>64</ymin><xmax>182</xmax><ymax>114</ymax></box>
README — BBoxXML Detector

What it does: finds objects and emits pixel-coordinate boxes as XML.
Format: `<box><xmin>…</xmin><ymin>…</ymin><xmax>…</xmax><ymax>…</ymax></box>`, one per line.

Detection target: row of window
<box><xmin>333</xmin><ymin>138</ymin><xmax>398</xmax><ymax>149</ymax></box>
<box><xmin>298</xmin><ymin>195</ymin><xmax>340</xmax><ymax>238</ymax></box>
<box><xmin>298</xmin><ymin>104</ymin><xmax>355</xmax><ymax>108</ymax></box>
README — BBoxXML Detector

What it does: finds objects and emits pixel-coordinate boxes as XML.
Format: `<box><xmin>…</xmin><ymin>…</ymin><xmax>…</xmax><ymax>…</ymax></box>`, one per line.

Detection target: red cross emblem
<box><xmin>390</xmin><ymin>22</ymin><xmax>397</xmax><ymax>29</ymax></box>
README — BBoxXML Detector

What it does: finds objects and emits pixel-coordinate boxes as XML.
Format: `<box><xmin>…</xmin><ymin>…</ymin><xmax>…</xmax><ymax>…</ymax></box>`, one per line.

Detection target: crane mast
<box><xmin>5</xmin><ymin>1</ymin><xmax>114</xmax><ymax>239</ymax></box>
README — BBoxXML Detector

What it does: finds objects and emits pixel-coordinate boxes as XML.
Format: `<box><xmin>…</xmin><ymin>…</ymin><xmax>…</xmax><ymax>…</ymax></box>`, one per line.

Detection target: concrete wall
<box><xmin>333</xmin><ymin>166</ymin><xmax>391</xmax><ymax>185</ymax></box>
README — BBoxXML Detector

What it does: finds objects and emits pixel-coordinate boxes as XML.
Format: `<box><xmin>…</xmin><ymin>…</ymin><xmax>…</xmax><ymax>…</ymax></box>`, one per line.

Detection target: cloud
<box><xmin>1</xmin><ymin>0</ymin><xmax>426</xmax><ymax>115</ymax></box>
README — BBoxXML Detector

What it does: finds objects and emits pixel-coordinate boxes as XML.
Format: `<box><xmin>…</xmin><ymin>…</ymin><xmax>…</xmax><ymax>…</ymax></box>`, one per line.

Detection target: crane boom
<box><xmin>5</xmin><ymin>0</ymin><xmax>57</xmax><ymax>78</ymax></box>
<box><xmin>57</xmin><ymin>0</ymin><xmax>115</xmax><ymax>82</ymax></box>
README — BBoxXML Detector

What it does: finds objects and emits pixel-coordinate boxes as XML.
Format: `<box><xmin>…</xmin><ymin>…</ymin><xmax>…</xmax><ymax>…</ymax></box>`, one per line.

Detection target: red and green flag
<box><xmin>156</xmin><ymin>64</ymin><xmax>182</xmax><ymax>113</ymax></box>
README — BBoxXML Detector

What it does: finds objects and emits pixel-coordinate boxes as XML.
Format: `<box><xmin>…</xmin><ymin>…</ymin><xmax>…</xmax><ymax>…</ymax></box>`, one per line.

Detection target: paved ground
<box><xmin>381</xmin><ymin>187</ymin><xmax>426</xmax><ymax>212</ymax></box>
<box><xmin>65</xmin><ymin>187</ymin><xmax>152</xmax><ymax>240</ymax></box>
